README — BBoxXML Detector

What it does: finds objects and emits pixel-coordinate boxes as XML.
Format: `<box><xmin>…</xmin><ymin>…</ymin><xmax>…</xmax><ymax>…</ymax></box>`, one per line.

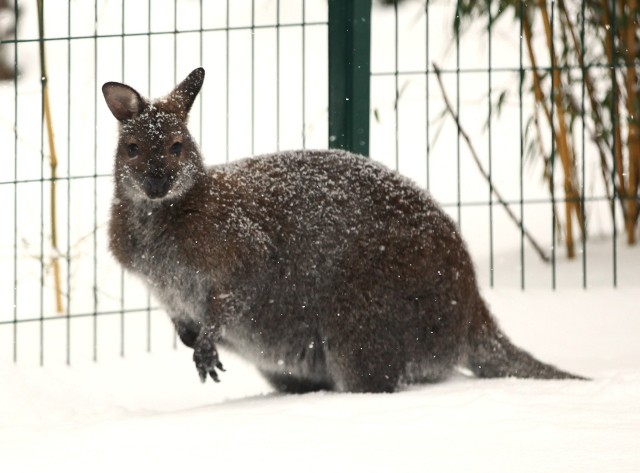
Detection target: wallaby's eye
<box><xmin>170</xmin><ymin>142</ymin><xmax>182</xmax><ymax>155</ymax></box>
<box><xmin>127</xmin><ymin>143</ymin><xmax>139</xmax><ymax>158</ymax></box>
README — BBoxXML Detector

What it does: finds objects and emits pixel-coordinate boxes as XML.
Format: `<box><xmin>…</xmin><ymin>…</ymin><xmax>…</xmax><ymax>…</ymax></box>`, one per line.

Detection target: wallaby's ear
<box><xmin>164</xmin><ymin>67</ymin><xmax>205</xmax><ymax>118</ymax></box>
<box><xmin>102</xmin><ymin>82</ymin><xmax>146</xmax><ymax>122</ymax></box>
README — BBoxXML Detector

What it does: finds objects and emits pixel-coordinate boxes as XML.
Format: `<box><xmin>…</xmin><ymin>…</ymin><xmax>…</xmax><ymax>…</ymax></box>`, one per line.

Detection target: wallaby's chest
<box><xmin>110</xmin><ymin>206</ymin><xmax>212</xmax><ymax>312</ymax></box>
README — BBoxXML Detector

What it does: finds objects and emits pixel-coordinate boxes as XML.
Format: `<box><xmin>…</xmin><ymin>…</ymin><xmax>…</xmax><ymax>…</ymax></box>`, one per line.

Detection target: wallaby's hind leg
<box><xmin>403</xmin><ymin>362</ymin><xmax>454</xmax><ymax>386</ymax></box>
<box><xmin>322</xmin><ymin>318</ymin><xmax>405</xmax><ymax>393</ymax></box>
<box><xmin>324</xmin><ymin>346</ymin><xmax>403</xmax><ymax>393</ymax></box>
<box><xmin>260</xmin><ymin>370</ymin><xmax>334</xmax><ymax>394</ymax></box>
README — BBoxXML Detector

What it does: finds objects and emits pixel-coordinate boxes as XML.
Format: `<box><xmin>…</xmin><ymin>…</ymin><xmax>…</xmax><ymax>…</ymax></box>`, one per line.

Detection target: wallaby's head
<box><xmin>103</xmin><ymin>68</ymin><xmax>205</xmax><ymax>201</ymax></box>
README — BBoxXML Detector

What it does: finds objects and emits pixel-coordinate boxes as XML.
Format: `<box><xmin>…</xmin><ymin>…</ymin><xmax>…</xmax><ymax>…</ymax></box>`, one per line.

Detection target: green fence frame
<box><xmin>327</xmin><ymin>0</ymin><xmax>371</xmax><ymax>156</ymax></box>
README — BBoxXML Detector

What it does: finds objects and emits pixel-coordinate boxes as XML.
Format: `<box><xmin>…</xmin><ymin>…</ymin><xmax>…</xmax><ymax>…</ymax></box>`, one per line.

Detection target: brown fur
<box><xmin>103</xmin><ymin>68</ymin><xmax>584</xmax><ymax>393</ymax></box>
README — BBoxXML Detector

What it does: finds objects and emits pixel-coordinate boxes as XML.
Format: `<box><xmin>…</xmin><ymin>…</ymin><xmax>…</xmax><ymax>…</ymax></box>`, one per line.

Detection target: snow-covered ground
<box><xmin>1</xmin><ymin>1</ymin><xmax>639</xmax><ymax>472</ymax></box>
<box><xmin>2</xmin><ymin>242</ymin><xmax>639</xmax><ymax>472</ymax></box>
<box><xmin>2</xmin><ymin>258</ymin><xmax>639</xmax><ymax>472</ymax></box>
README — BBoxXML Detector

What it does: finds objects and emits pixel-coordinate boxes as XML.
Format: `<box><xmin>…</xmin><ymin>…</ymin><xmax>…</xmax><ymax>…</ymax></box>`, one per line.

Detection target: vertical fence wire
<box><xmin>92</xmin><ymin>0</ymin><xmax>99</xmax><ymax>362</ymax></box>
<box><xmin>38</xmin><ymin>1</ymin><xmax>45</xmax><ymax>365</ymax></box>
<box><xmin>549</xmin><ymin>0</ymin><xmax>557</xmax><ymax>290</ymax></box>
<box><xmin>518</xmin><ymin>0</ymin><xmax>525</xmax><ymax>290</ymax></box>
<box><xmin>610</xmin><ymin>0</ymin><xmax>618</xmax><ymax>288</ymax></box>
<box><xmin>579</xmin><ymin>0</ymin><xmax>587</xmax><ymax>288</ymax></box>
<box><xmin>147</xmin><ymin>0</ymin><xmax>154</xmax><ymax>352</ymax></box>
<box><xmin>66</xmin><ymin>0</ymin><xmax>72</xmax><ymax>364</ymax></box>
<box><xmin>487</xmin><ymin>1</ymin><xmax>494</xmax><ymax>288</ymax></box>
<box><xmin>225</xmin><ymin>0</ymin><xmax>230</xmax><ymax>161</ymax></box>
<box><xmin>172</xmin><ymin>0</ymin><xmax>180</xmax><ymax>350</ymax></box>
<box><xmin>12</xmin><ymin>0</ymin><xmax>19</xmax><ymax>362</ymax></box>
<box><xmin>276</xmin><ymin>0</ymin><xmax>281</xmax><ymax>151</ymax></box>
<box><xmin>455</xmin><ymin>2</ymin><xmax>462</xmax><ymax>228</ymax></box>
<box><xmin>393</xmin><ymin>1</ymin><xmax>399</xmax><ymax>170</ymax></box>
<box><xmin>198</xmin><ymin>0</ymin><xmax>203</xmax><ymax>145</ymax></box>
<box><xmin>302</xmin><ymin>0</ymin><xmax>306</xmax><ymax>150</ymax></box>
<box><xmin>251</xmin><ymin>0</ymin><xmax>256</xmax><ymax>155</ymax></box>
<box><xmin>424</xmin><ymin>2</ymin><xmax>430</xmax><ymax>192</ymax></box>
<box><xmin>173</xmin><ymin>0</ymin><xmax>178</xmax><ymax>86</ymax></box>
<box><xmin>120</xmin><ymin>0</ymin><xmax>126</xmax><ymax>358</ymax></box>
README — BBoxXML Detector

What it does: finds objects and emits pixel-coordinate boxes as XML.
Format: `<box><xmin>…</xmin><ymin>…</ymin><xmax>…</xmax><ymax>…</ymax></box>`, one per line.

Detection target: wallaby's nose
<box><xmin>143</xmin><ymin>175</ymin><xmax>170</xmax><ymax>199</ymax></box>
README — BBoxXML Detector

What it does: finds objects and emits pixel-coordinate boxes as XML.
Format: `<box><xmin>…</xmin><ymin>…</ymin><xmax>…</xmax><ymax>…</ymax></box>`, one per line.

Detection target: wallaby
<box><xmin>102</xmin><ymin>68</ymin><xmax>583</xmax><ymax>393</ymax></box>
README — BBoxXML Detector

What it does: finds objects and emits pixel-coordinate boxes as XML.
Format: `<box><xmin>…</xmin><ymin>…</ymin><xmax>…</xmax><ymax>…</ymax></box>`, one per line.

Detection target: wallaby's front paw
<box><xmin>193</xmin><ymin>334</ymin><xmax>225</xmax><ymax>383</ymax></box>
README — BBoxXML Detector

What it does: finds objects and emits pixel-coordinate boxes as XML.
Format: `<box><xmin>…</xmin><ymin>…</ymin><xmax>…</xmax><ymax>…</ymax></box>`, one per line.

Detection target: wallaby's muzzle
<box><xmin>143</xmin><ymin>175</ymin><xmax>170</xmax><ymax>199</ymax></box>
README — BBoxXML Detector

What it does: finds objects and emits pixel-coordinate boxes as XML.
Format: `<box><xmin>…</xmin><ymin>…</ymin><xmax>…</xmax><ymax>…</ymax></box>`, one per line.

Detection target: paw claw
<box><xmin>193</xmin><ymin>337</ymin><xmax>224</xmax><ymax>384</ymax></box>
<box><xmin>210</xmin><ymin>370</ymin><xmax>220</xmax><ymax>383</ymax></box>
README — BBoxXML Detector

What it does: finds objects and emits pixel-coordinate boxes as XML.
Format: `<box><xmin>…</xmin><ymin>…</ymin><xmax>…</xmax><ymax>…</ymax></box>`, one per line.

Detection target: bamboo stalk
<box><xmin>618</xmin><ymin>0</ymin><xmax>639</xmax><ymax>244</ymax></box>
<box><xmin>37</xmin><ymin>0</ymin><xmax>63</xmax><ymax>314</ymax></box>
<box><xmin>599</xmin><ymin>0</ymin><xmax>629</xmax><ymax>230</ymax></box>
<box><xmin>523</xmin><ymin>11</ymin><xmax>581</xmax><ymax>258</ymax></box>
<box><xmin>433</xmin><ymin>63</ymin><xmax>551</xmax><ymax>263</ymax></box>
<box><xmin>557</xmin><ymin>0</ymin><xmax>616</xmax><ymax>220</ymax></box>
<box><xmin>522</xmin><ymin>19</ymin><xmax>552</xmax><ymax>125</ymax></box>
<box><xmin>535</xmin><ymin>0</ymin><xmax>586</xmax><ymax>258</ymax></box>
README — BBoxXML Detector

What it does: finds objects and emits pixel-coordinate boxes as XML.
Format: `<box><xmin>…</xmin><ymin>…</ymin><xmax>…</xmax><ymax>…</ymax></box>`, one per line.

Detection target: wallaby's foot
<box><xmin>193</xmin><ymin>331</ymin><xmax>225</xmax><ymax>383</ymax></box>
<box><xmin>260</xmin><ymin>370</ymin><xmax>334</xmax><ymax>394</ymax></box>
<box><xmin>324</xmin><ymin>348</ymin><xmax>403</xmax><ymax>393</ymax></box>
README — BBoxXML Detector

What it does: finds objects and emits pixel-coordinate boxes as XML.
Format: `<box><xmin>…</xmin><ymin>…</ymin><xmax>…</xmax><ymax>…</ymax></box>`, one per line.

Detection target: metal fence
<box><xmin>1</xmin><ymin>0</ymin><xmax>637</xmax><ymax>366</ymax></box>
<box><xmin>1</xmin><ymin>0</ymin><xmax>329</xmax><ymax>365</ymax></box>
<box><xmin>370</xmin><ymin>0</ymin><xmax>639</xmax><ymax>292</ymax></box>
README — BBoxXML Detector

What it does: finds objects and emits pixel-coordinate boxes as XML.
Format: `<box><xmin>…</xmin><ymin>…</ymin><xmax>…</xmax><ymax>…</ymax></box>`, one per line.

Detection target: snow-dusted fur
<box><xmin>103</xmin><ymin>68</ymin><xmax>583</xmax><ymax>393</ymax></box>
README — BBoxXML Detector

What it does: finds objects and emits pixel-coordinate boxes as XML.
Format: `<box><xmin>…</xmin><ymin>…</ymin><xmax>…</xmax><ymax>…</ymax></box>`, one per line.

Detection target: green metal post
<box><xmin>328</xmin><ymin>0</ymin><xmax>372</xmax><ymax>156</ymax></box>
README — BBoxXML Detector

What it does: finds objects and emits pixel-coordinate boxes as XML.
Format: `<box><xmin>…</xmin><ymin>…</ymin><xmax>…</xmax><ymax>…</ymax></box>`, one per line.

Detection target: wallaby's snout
<box><xmin>139</xmin><ymin>154</ymin><xmax>175</xmax><ymax>199</ymax></box>
<box><xmin>143</xmin><ymin>174</ymin><xmax>170</xmax><ymax>199</ymax></box>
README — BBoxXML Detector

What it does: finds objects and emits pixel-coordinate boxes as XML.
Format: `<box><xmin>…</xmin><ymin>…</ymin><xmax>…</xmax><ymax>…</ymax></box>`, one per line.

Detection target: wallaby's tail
<box><xmin>465</xmin><ymin>299</ymin><xmax>587</xmax><ymax>380</ymax></box>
